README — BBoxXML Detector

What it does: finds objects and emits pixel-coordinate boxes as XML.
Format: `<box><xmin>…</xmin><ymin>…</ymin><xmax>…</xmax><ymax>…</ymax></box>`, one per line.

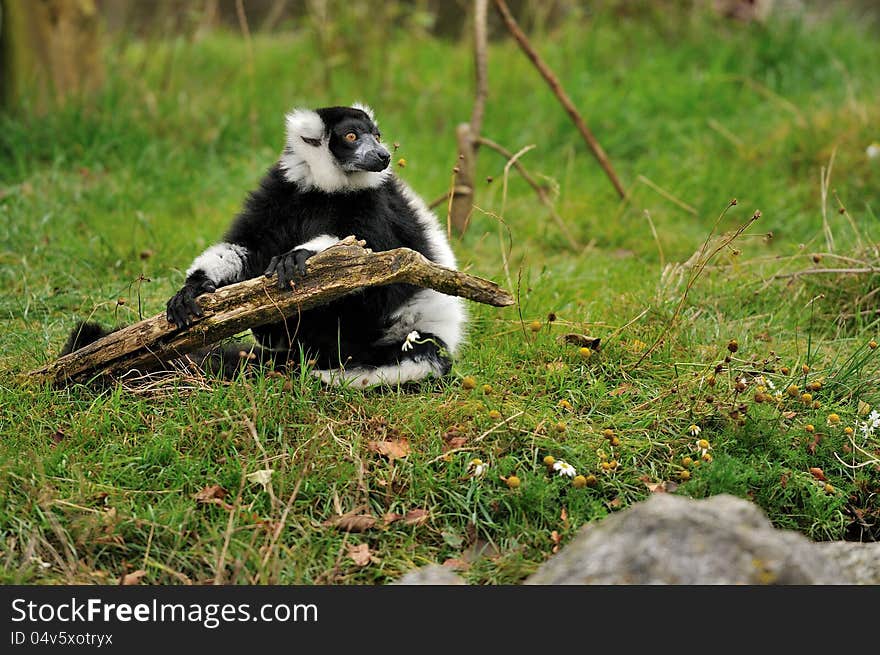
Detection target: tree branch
<box><xmin>492</xmin><ymin>0</ymin><xmax>626</xmax><ymax>199</ymax></box>
<box><xmin>25</xmin><ymin>237</ymin><xmax>515</xmax><ymax>387</ymax></box>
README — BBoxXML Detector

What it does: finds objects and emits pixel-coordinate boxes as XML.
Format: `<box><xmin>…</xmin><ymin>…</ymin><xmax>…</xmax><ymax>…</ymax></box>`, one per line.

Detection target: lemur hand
<box><xmin>264</xmin><ymin>248</ymin><xmax>315</xmax><ymax>290</ymax></box>
<box><xmin>166</xmin><ymin>274</ymin><xmax>216</xmax><ymax>327</ymax></box>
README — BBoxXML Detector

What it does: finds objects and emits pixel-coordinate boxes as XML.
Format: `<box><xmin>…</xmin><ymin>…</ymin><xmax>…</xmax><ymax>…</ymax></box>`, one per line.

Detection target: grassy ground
<box><xmin>2</xmin><ymin>5</ymin><xmax>880</xmax><ymax>584</ymax></box>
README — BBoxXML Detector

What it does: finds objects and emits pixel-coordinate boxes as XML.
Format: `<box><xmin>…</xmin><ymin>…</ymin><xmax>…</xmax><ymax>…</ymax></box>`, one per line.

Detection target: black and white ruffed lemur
<box><xmin>62</xmin><ymin>104</ymin><xmax>466</xmax><ymax>387</ymax></box>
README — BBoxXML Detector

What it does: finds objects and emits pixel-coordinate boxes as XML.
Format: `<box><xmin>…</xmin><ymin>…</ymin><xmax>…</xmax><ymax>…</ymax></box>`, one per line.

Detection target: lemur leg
<box><xmin>312</xmin><ymin>332</ymin><xmax>452</xmax><ymax>388</ymax></box>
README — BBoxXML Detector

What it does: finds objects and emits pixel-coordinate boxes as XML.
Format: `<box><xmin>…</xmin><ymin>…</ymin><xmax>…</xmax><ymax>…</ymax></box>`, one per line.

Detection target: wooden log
<box><xmin>24</xmin><ymin>237</ymin><xmax>514</xmax><ymax>387</ymax></box>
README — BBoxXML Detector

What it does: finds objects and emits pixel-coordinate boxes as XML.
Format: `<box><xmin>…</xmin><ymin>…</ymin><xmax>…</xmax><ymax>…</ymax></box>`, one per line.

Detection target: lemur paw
<box><xmin>166</xmin><ymin>278</ymin><xmax>216</xmax><ymax>327</ymax></box>
<box><xmin>264</xmin><ymin>248</ymin><xmax>315</xmax><ymax>290</ymax></box>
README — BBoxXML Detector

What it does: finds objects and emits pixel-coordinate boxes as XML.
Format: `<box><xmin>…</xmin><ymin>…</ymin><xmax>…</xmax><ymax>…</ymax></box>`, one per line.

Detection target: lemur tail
<box><xmin>61</xmin><ymin>321</ymin><xmax>115</xmax><ymax>356</ymax></box>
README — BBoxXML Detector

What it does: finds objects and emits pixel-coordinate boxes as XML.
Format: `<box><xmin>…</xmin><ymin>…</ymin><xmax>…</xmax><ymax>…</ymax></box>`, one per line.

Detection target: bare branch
<box><xmin>492</xmin><ymin>0</ymin><xmax>627</xmax><ymax>199</ymax></box>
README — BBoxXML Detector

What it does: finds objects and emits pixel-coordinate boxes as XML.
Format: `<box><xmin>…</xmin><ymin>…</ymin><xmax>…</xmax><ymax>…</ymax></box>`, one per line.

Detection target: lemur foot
<box><xmin>264</xmin><ymin>248</ymin><xmax>315</xmax><ymax>290</ymax></box>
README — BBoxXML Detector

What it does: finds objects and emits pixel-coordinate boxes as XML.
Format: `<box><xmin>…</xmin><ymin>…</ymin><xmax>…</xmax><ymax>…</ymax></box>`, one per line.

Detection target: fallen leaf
<box><xmin>442</xmin><ymin>558</ymin><xmax>470</xmax><ymax>571</ymax></box>
<box><xmin>557</xmin><ymin>334</ymin><xmax>602</xmax><ymax>349</ymax></box>
<box><xmin>607</xmin><ymin>497</ymin><xmax>623</xmax><ymax>509</ymax></box>
<box><xmin>403</xmin><ymin>509</ymin><xmax>429</xmax><ymax>526</ymax></box>
<box><xmin>782</xmin><ymin>411</ymin><xmax>797</xmax><ymax>419</ymax></box>
<box><xmin>194</xmin><ymin>485</ymin><xmax>235</xmax><ymax>510</ymax></box>
<box><xmin>609</xmin><ymin>384</ymin><xmax>634</xmax><ymax>397</ymax></box>
<box><xmin>246</xmin><ymin>469</ymin><xmax>274</xmax><ymax>490</ymax></box>
<box><xmin>50</xmin><ymin>429</ymin><xmax>65</xmax><ymax>446</ymax></box>
<box><xmin>194</xmin><ymin>484</ymin><xmax>228</xmax><ymax>502</ymax></box>
<box><xmin>382</xmin><ymin>512</ymin><xmax>404</xmax><ymax>526</ymax></box>
<box><xmin>807</xmin><ymin>434</ymin><xmax>821</xmax><ymax>455</ymax></box>
<box><xmin>550</xmin><ymin>530</ymin><xmax>561</xmax><ymax>554</ymax></box>
<box><xmin>809</xmin><ymin>467</ymin><xmax>826</xmax><ymax>482</ymax></box>
<box><xmin>367</xmin><ymin>439</ymin><xmax>411</xmax><ymax>460</ymax></box>
<box><xmin>323</xmin><ymin>511</ymin><xmax>377</xmax><ymax>532</ymax></box>
<box><xmin>443</xmin><ymin>436</ymin><xmax>468</xmax><ymax>451</ymax></box>
<box><xmin>644</xmin><ymin>479</ymin><xmax>678</xmax><ymax>494</ymax></box>
<box><xmin>121</xmin><ymin>570</ymin><xmax>146</xmax><ymax>585</ymax></box>
<box><xmin>347</xmin><ymin>543</ymin><xmax>376</xmax><ymax>567</ymax></box>
<box><xmin>780</xmin><ymin>473</ymin><xmax>789</xmax><ymax>488</ymax></box>
<box><xmin>858</xmin><ymin>400</ymin><xmax>871</xmax><ymax>416</ymax></box>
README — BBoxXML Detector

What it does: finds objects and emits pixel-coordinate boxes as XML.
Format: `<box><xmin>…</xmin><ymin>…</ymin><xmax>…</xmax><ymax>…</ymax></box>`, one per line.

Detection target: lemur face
<box><xmin>316</xmin><ymin>106</ymin><xmax>391</xmax><ymax>173</ymax></box>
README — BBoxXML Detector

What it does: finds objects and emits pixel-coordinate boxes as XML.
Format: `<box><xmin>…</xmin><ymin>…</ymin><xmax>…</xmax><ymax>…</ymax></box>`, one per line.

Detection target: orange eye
<box><xmin>345</xmin><ymin>132</ymin><xmax>357</xmax><ymax>142</ymax></box>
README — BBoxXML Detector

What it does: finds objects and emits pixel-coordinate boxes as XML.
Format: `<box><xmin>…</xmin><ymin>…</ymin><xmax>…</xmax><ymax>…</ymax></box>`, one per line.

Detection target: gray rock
<box><xmin>394</xmin><ymin>564</ymin><xmax>466</xmax><ymax>585</ymax></box>
<box><xmin>526</xmin><ymin>493</ymin><xmax>847</xmax><ymax>584</ymax></box>
<box><xmin>815</xmin><ymin>542</ymin><xmax>880</xmax><ymax>585</ymax></box>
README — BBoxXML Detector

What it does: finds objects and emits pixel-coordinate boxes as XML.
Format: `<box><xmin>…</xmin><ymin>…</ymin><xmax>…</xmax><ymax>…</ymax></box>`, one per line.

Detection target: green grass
<box><xmin>2</xmin><ymin>4</ymin><xmax>880</xmax><ymax>584</ymax></box>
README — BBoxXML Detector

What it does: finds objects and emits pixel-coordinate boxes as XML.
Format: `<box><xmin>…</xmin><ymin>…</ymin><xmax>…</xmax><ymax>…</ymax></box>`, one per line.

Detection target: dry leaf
<box><xmin>403</xmin><ymin>509</ymin><xmax>429</xmax><ymax>526</ymax></box>
<box><xmin>858</xmin><ymin>400</ymin><xmax>871</xmax><ymax>416</ymax></box>
<box><xmin>644</xmin><ymin>479</ymin><xmax>678</xmax><ymax>494</ymax></box>
<box><xmin>443</xmin><ymin>436</ymin><xmax>468</xmax><ymax>451</ymax></box>
<box><xmin>442</xmin><ymin>558</ymin><xmax>470</xmax><ymax>571</ymax></box>
<box><xmin>121</xmin><ymin>570</ymin><xmax>146</xmax><ymax>585</ymax></box>
<box><xmin>195</xmin><ymin>484</ymin><xmax>228</xmax><ymax>502</ymax></box>
<box><xmin>194</xmin><ymin>484</ymin><xmax>235</xmax><ymax>510</ymax></box>
<box><xmin>347</xmin><ymin>543</ymin><xmax>375</xmax><ymax>567</ymax></box>
<box><xmin>782</xmin><ymin>411</ymin><xmax>797</xmax><ymax>419</ymax></box>
<box><xmin>809</xmin><ymin>467</ymin><xmax>826</xmax><ymax>482</ymax></box>
<box><xmin>557</xmin><ymin>333</ymin><xmax>602</xmax><ymax>349</ymax></box>
<box><xmin>367</xmin><ymin>439</ymin><xmax>411</xmax><ymax>460</ymax></box>
<box><xmin>383</xmin><ymin>512</ymin><xmax>404</xmax><ymax>526</ymax></box>
<box><xmin>324</xmin><ymin>511</ymin><xmax>377</xmax><ymax>532</ymax></box>
<box><xmin>246</xmin><ymin>469</ymin><xmax>274</xmax><ymax>490</ymax></box>
<box><xmin>550</xmin><ymin>530</ymin><xmax>561</xmax><ymax>554</ymax></box>
<box><xmin>609</xmin><ymin>384</ymin><xmax>633</xmax><ymax>397</ymax></box>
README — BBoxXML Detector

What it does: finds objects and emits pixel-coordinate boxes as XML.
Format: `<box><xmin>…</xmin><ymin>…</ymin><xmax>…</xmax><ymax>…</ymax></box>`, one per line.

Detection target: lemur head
<box><xmin>280</xmin><ymin>103</ymin><xmax>392</xmax><ymax>193</ymax></box>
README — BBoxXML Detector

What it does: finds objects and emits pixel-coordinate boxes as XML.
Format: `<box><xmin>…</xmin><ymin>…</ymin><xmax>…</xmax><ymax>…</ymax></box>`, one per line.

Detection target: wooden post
<box><xmin>449</xmin><ymin>123</ymin><xmax>476</xmax><ymax>235</ymax></box>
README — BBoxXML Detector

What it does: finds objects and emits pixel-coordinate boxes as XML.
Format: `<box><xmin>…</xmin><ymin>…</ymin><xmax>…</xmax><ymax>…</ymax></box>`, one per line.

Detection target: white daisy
<box><xmin>553</xmin><ymin>460</ymin><xmax>577</xmax><ymax>477</ymax></box>
<box><xmin>401</xmin><ymin>330</ymin><xmax>421</xmax><ymax>352</ymax></box>
<box><xmin>688</xmin><ymin>424</ymin><xmax>702</xmax><ymax>437</ymax></box>
<box><xmin>468</xmin><ymin>458</ymin><xmax>488</xmax><ymax>478</ymax></box>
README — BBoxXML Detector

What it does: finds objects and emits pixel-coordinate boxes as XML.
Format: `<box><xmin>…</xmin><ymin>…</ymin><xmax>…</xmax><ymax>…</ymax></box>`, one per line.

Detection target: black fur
<box><xmin>61</xmin><ymin>322</ymin><xmax>113</xmax><ymax>356</ymax></box>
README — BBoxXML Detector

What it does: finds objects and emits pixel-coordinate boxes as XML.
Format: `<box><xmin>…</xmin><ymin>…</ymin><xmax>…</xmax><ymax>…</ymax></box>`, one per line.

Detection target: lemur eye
<box><xmin>345</xmin><ymin>132</ymin><xmax>357</xmax><ymax>142</ymax></box>
<box><xmin>375</xmin><ymin>133</ymin><xmax>381</xmax><ymax>142</ymax></box>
